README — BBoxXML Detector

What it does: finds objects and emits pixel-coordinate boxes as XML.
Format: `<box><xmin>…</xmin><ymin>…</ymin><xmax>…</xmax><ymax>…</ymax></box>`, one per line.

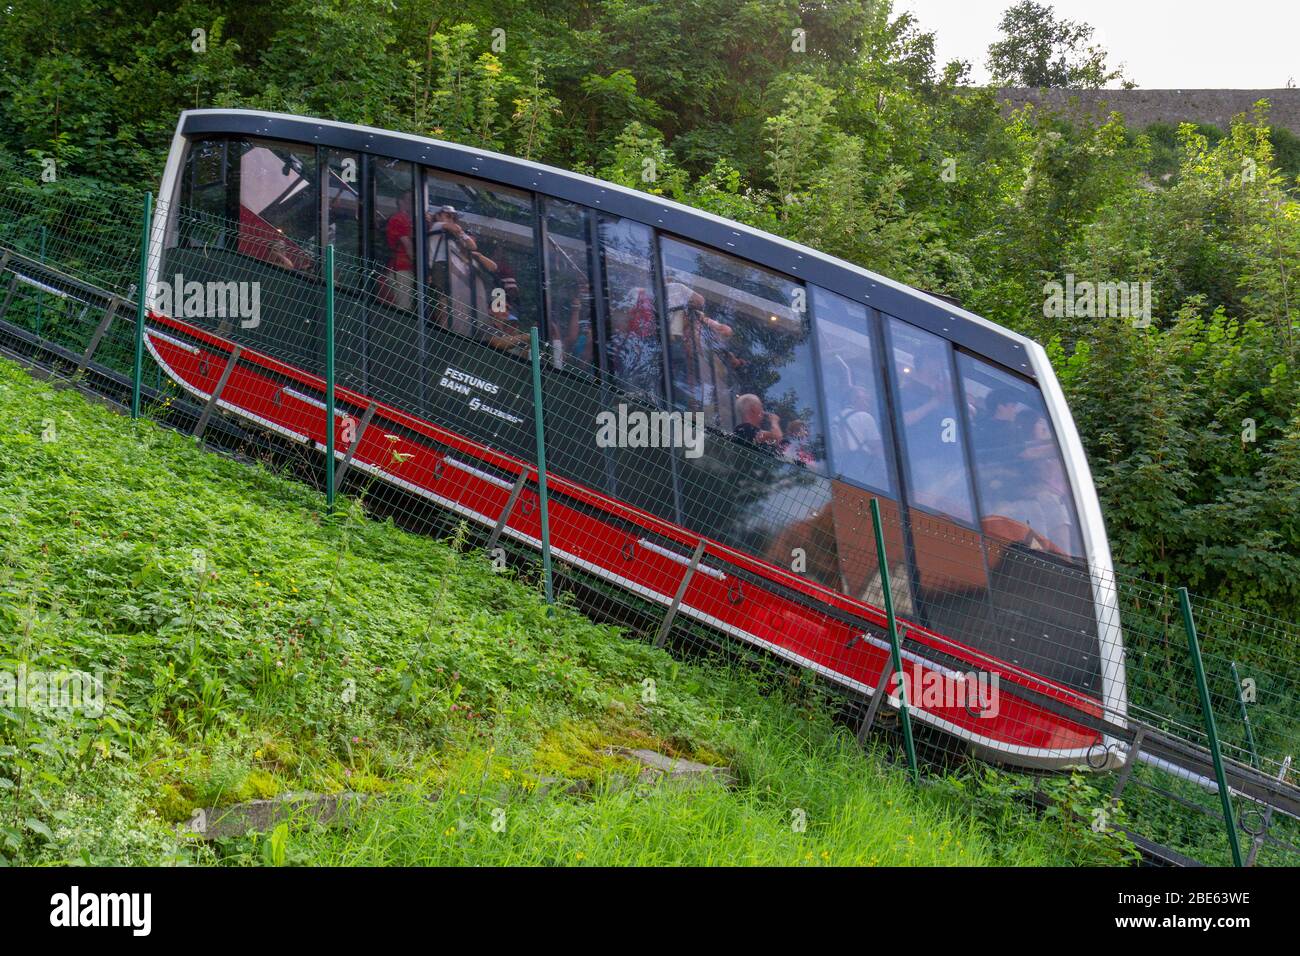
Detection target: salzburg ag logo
<box><xmin>49</xmin><ymin>886</ymin><xmax>152</xmax><ymax>936</ymax></box>
<box><xmin>151</xmin><ymin>273</ymin><xmax>261</xmax><ymax>329</ymax></box>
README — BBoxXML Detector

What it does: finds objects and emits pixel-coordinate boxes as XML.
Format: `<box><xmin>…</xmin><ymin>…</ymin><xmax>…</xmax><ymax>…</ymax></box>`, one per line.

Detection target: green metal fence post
<box><xmin>529</xmin><ymin>328</ymin><xmax>554</xmax><ymax>607</ymax></box>
<box><xmin>869</xmin><ymin>497</ymin><xmax>919</xmax><ymax>782</ymax></box>
<box><xmin>324</xmin><ymin>244</ymin><xmax>336</xmax><ymax>513</ymax></box>
<box><xmin>1229</xmin><ymin>661</ymin><xmax>1259</xmax><ymax>770</ymax></box>
<box><xmin>1179</xmin><ymin>586</ymin><xmax>1244</xmax><ymax>867</ymax></box>
<box><xmin>131</xmin><ymin>191</ymin><xmax>152</xmax><ymax>420</ymax></box>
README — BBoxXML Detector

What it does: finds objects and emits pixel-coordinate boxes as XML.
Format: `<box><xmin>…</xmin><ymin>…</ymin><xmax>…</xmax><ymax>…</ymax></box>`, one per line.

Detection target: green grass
<box><xmin>0</xmin><ymin>358</ymin><xmax>1136</xmax><ymax>866</ymax></box>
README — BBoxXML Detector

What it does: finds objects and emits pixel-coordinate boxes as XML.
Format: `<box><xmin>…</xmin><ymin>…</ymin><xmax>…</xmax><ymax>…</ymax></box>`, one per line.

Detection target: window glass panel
<box><xmin>885</xmin><ymin>317</ymin><xmax>974</xmax><ymax>524</ymax></box>
<box><xmin>177</xmin><ymin>138</ymin><xmax>229</xmax><ymax>248</ymax></box>
<box><xmin>236</xmin><ymin>138</ymin><xmax>318</xmax><ymax>271</ymax></box>
<box><xmin>424</xmin><ymin>169</ymin><xmax>539</xmax><ymax>352</ymax></box>
<box><xmin>323</xmin><ymin>150</ymin><xmax>365</xmax><ymax>391</ymax></box>
<box><xmin>371</xmin><ymin>158</ymin><xmax>415</xmax><ymax>311</ymax></box>
<box><xmin>812</xmin><ymin>287</ymin><xmax>895</xmax><ymax>494</ymax></box>
<box><xmin>191</xmin><ymin>139</ymin><xmax>225</xmax><ymax>192</ymax></box>
<box><xmin>542</xmin><ymin>198</ymin><xmax>595</xmax><ymax>370</ymax></box>
<box><xmin>658</xmin><ymin>236</ymin><xmax>823</xmax><ymax>470</ymax></box>
<box><xmin>598</xmin><ymin>215</ymin><xmax>661</xmax><ymax>401</ymax></box>
<box><xmin>957</xmin><ymin>353</ymin><xmax>1084</xmax><ymax>558</ymax></box>
<box><xmin>324</xmin><ymin>149</ymin><xmax>362</xmax><ymax>271</ymax></box>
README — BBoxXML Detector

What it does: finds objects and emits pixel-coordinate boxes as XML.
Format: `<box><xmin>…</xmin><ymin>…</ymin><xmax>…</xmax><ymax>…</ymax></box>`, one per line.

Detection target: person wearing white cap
<box><xmin>427</xmin><ymin>202</ymin><xmax>497</xmax><ymax>336</ymax></box>
<box><xmin>665</xmin><ymin>279</ymin><xmax>734</xmax><ymax>424</ymax></box>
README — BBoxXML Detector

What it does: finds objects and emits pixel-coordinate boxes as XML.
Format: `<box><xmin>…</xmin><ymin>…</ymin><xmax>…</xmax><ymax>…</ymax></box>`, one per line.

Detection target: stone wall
<box><xmin>997</xmin><ymin>88</ymin><xmax>1300</xmax><ymax>133</ymax></box>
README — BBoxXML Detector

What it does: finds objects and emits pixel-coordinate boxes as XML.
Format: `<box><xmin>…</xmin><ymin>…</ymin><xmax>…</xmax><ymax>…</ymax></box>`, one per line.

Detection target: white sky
<box><xmin>895</xmin><ymin>0</ymin><xmax>1300</xmax><ymax>89</ymax></box>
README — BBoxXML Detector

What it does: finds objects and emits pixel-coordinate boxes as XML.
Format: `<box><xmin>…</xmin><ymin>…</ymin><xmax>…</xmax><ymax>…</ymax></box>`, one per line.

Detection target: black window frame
<box><xmin>173</xmin><ymin>133</ymin><xmax>1077</xmax><ymax>554</ymax></box>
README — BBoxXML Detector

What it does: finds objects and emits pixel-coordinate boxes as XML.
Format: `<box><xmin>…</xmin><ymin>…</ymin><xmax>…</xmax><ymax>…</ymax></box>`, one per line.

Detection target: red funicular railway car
<box><xmin>147</xmin><ymin>110</ymin><xmax>1127</xmax><ymax>769</ymax></box>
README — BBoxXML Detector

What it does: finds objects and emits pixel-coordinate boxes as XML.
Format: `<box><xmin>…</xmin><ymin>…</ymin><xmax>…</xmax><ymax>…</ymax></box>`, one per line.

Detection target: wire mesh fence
<box><xmin>1</xmin><ymin>160</ymin><xmax>1297</xmax><ymax>867</ymax></box>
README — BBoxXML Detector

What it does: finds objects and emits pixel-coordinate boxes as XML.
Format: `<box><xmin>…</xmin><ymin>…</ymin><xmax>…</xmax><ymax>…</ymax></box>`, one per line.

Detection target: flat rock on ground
<box><xmin>184</xmin><ymin>749</ymin><xmax>736</xmax><ymax>839</ymax></box>
<box><xmin>606</xmin><ymin>748</ymin><xmax>737</xmax><ymax>788</ymax></box>
<box><xmin>185</xmin><ymin>792</ymin><xmax>372</xmax><ymax>841</ymax></box>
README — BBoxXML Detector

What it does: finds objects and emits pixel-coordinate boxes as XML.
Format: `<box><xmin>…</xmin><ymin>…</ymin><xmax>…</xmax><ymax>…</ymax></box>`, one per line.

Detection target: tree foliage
<box><xmin>986</xmin><ymin>0</ymin><xmax>1130</xmax><ymax>89</ymax></box>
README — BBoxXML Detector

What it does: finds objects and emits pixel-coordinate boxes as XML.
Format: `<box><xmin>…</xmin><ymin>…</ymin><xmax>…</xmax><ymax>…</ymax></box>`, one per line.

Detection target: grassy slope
<box><xmin>0</xmin><ymin>358</ymin><xmax>1133</xmax><ymax>865</ymax></box>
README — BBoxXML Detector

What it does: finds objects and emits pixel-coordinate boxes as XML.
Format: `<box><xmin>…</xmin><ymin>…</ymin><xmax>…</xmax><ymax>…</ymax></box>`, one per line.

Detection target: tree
<box><xmin>986</xmin><ymin>1</ymin><xmax>1130</xmax><ymax>89</ymax></box>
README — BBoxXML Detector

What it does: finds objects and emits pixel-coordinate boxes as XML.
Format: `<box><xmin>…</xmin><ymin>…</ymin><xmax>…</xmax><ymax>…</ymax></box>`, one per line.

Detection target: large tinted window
<box><xmin>236</xmin><ymin>138</ymin><xmax>318</xmax><ymax>272</ymax></box>
<box><xmin>885</xmin><ymin>317</ymin><xmax>975</xmax><ymax>524</ymax></box>
<box><xmin>813</xmin><ymin>287</ymin><xmax>895</xmax><ymax>494</ymax></box>
<box><xmin>181</xmin><ymin>138</ymin><xmax>229</xmax><ymax>224</ymax></box>
<box><xmin>424</xmin><ymin>169</ymin><xmax>539</xmax><ymax>352</ymax></box>
<box><xmin>175</xmin><ymin>138</ymin><xmax>232</xmax><ymax>253</ymax></box>
<box><xmin>598</xmin><ymin>215</ymin><xmax>662</xmax><ymax>400</ymax></box>
<box><xmin>364</xmin><ymin>159</ymin><xmax>422</xmax><ymax>412</ymax></box>
<box><xmin>542</xmin><ymin>198</ymin><xmax>595</xmax><ymax>370</ymax></box>
<box><xmin>370</xmin><ymin>158</ymin><xmax>415</xmax><ymax>311</ymax></box>
<box><xmin>324</xmin><ymin>149</ymin><xmax>362</xmax><ymax>273</ymax></box>
<box><xmin>958</xmin><ymin>354</ymin><xmax>1083</xmax><ymax>558</ymax></box>
<box><xmin>659</xmin><ymin>237</ymin><xmax>823</xmax><ymax>469</ymax></box>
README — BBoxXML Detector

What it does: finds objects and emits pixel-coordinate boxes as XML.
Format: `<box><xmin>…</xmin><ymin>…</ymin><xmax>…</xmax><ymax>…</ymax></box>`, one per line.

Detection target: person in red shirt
<box><xmin>608</xmin><ymin>286</ymin><xmax>662</xmax><ymax>398</ymax></box>
<box><xmin>384</xmin><ymin>190</ymin><xmax>416</xmax><ymax>310</ymax></box>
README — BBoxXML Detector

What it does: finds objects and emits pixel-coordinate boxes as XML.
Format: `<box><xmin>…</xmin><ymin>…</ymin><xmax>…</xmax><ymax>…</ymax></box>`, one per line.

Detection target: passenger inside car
<box><xmin>734</xmin><ymin>393</ymin><xmax>783</xmax><ymax>451</ymax></box>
